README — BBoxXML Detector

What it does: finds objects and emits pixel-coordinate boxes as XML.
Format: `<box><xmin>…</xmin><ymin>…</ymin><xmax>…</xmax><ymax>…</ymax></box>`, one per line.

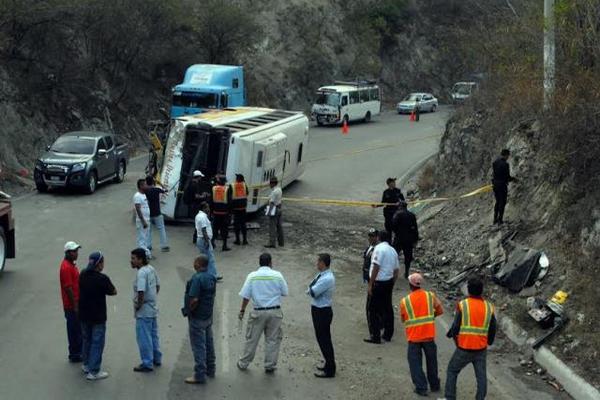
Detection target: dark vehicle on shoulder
<box><xmin>0</xmin><ymin>190</ymin><xmax>16</xmax><ymax>273</ymax></box>
<box><xmin>34</xmin><ymin>131</ymin><xmax>129</xmax><ymax>194</ymax></box>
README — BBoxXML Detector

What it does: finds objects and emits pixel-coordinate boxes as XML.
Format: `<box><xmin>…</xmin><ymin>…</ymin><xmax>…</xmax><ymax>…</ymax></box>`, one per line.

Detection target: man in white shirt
<box><xmin>133</xmin><ymin>179</ymin><xmax>152</xmax><ymax>259</ymax></box>
<box><xmin>365</xmin><ymin>231</ymin><xmax>399</xmax><ymax>344</ymax></box>
<box><xmin>237</xmin><ymin>253</ymin><xmax>288</xmax><ymax>373</ymax></box>
<box><xmin>195</xmin><ymin>202</ymin><xmax>220</xmax><ymax>280</ymax></box>
<box><xmin>265</xmin><ymin>177</ymin><xmax>284</xmax><ymax>248</ymax></box>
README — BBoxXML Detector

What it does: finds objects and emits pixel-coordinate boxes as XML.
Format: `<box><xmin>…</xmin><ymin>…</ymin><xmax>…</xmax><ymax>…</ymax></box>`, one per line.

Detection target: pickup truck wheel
<box><xmin>0</xmin><ymin>227</ymin><xmax>6</xmax><ymax>273</ymax></box>
<box><xmin>35</xmin><ymin>181</ymin><xmax>48</xmax><ymax>193</ymax></box>
<box><xmin>85</xmin><ymin>171</ymin><xmax>97</xmax><ymax>194</ymax></box>
<box><xmin>114</xmin><ymin>161</ymin><xmax>125</xmax><ymax>183</ymax></box>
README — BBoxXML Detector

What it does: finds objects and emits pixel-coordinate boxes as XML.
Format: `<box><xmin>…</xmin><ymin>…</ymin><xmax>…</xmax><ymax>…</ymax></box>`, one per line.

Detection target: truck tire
<box><xmin>0</xmin><ymin>226</ymin><xmax>6</xmax><ymax>273</ymax></box>
<box><xmin>114</xmin><ymin>161</ymin><xmax>126</xmax><ymax>183</ymax></box>
<box><xmin>85</xmin><ymin>171</ymin><xmax>97</xmax><ymax>194</ymax></box>
<box><xmin>36</xmin><ymin>181</ymin><xmax>48</xmax><ymax>193</ymax></box>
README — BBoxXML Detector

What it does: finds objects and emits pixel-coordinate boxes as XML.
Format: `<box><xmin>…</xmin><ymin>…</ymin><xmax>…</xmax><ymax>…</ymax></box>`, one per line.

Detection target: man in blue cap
<box><xmin>79</xmin><ymin>251</ymin><xmax>117</xmax><ymax>380</ymax></box>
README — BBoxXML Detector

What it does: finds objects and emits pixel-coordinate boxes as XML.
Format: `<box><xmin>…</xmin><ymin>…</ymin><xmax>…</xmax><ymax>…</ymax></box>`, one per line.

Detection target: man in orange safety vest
<box><xmin>400</xmin><ymin>273</ymin><xmax>443</xmax><ymax>397</ymax></box>
<box><xmin>231</xmin><ymin>174</ymin><xmax>249</xmax><ymax>245</ymax></box>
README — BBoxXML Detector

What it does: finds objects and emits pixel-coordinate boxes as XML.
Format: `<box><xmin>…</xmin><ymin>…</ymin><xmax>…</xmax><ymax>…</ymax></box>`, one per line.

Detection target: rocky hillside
<box><xmin>0</xmin><ymin>0</ymin><xmax>496</xmax><ymax>181</ymax></box>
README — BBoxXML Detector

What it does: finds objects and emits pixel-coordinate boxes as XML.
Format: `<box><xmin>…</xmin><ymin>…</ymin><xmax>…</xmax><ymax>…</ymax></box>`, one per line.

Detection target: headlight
<box><xmin>71</xmin><ymin>162</ymin><xmax>86</xmax><ymax>172</ymax></box>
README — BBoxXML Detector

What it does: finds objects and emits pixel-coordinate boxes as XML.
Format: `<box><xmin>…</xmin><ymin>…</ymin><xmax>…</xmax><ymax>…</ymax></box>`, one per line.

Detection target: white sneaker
<box><xmin>81</xmin><ymin>365</ymin><xmax>89</xmax><ymax>374</ymax></box>
<box><xmin>86</xmin><ymin>371</ymin><xmax>109</xmax><ymax>380</ymax></box>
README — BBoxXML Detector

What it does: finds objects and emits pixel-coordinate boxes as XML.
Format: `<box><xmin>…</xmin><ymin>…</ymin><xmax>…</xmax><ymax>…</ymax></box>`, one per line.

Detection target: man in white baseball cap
<box><xmin>60</xmin><ymin>241</ymin><xmax>83</xmax><ymax>362</ymax></box>
<box><xmin>193</xmin><ymin>170</ymin><xmax>204</xmax><ymax>178</ymax></box>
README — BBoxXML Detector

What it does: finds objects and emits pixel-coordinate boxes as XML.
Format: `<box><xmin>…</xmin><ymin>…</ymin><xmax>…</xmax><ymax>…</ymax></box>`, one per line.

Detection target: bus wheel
<box><xmin>364</xmin><ymin>112</ymin><xmax>371</xmax><ymax>123</ymax></box>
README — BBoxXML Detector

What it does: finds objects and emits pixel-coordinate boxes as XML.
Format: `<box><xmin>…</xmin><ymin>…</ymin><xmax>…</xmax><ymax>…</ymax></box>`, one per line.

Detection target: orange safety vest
<box><xmin>212</xmin><ymin>185</ymin><xmax>228</xmax><ymax>204</ymax></box>
<box><xmin>231</xmin><ymin>182</ymin><xmax>248</xmax><ymax>200</ymax></box>
<box><xmin>400</xmin><ymin>289</ymin><xmax>436</xmax><ymax>342</ymax></box>
<box><xmin>457</xmin><ymin>297</ymin><xmax>494</xmax><ymax>350</ymax></box>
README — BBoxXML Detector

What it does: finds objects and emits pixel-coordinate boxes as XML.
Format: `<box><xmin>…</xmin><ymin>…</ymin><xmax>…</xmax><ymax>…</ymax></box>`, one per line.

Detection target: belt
<box><xmin>254</xmin><ymin>306</ymin><xmax>281</xmax><ymax>310</ymax></box>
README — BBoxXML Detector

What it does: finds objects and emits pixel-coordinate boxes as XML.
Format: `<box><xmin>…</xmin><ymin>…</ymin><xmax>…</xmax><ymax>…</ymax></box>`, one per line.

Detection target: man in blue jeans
<box><xmin>195</xmin><ymin>202</ymin><xmax>221</xmax><ymax>280</ymax></box>
<box><xmin>183</xmin><ymin>255</ymin><xmax>217</xmax><ymax>384</ymax></box>
<box><xmin>79</xmin><ymin>251</ymin><xmax>117</xmax><ymax>380</ymax></box>
<box><xmin>130</xmin><ymin>248</ymin><xmax>162</xmax><ymax>372</ymax></box>
<box><xmin>145</xmin><ymin>176</ymin><xmax>170</xmax><ymax>253</ymax></box>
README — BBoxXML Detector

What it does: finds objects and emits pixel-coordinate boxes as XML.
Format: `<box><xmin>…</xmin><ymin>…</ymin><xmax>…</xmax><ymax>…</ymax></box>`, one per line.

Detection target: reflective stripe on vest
<box><xmin>457</xmin><ymin>298</ymin><xmax>494</xmax><ymax>350</ymax></box>
<box><xmin>212</xmin><ymin>185</ymin><xmax>228</xmax><ymax>204</ymax></box>
<box><xmin>231</xmin><ymin>182</ymin><xmax>247</xmax><ymax>200</ymax></box>
<box><xmin>401</xmin><ymin>290</ymin><xmax>436</xmax><ymax>342</ymax></box>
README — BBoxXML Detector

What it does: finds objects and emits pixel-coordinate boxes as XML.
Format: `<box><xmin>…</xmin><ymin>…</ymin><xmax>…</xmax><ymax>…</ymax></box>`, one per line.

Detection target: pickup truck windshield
<box><xmin>315</xmin><ymin>92</ymin><xmax>340</xmax><ymax>106</ymax></box>
<box><xmin>50</xmin><ymin>137</ymin><xmax>96</xmax><ymax>154</ymax></box>
<box><xmin>173</xmin><ymin>92</ymin><xmax>218</xmax><ymax>109</ymax></box>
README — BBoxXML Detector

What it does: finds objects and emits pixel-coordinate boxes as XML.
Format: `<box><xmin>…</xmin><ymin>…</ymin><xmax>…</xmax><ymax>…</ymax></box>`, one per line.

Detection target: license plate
<box><xmin>50</xmin><ymin>176</ymin><xmax>61</xmax><ymax>181</ymax></box>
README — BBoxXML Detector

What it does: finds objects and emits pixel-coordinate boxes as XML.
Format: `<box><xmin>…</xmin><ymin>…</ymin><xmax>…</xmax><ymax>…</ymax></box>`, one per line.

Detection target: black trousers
<box><xmin>311</xmin><ymin>306</ymin><xmax>336</xmax><ymax>375</ymax></box>
<box><xmin>213</xmin><ymin>213</ymin><xmax>230</xmax><ymax>247</ymax></box>
<box><xmin>233</xmin><ymin>209</ymin><xmax>247</xmax><ymax>242</ymax></box>
<box><xmin>367</xmin><ymin>279</ymin><xmax>395</xmax><ymax>341</ymax></box>
<box><xmin>395</xmin><ymin>241</ymin><xmax>414</xmax><ymax>278</ymax></box>
<box><xmin>493</xmin><ymin>184</ymin><xmax>508</xmax><ymax>223</ymax></box>
<box><xmin>384</xmin><ymin>213</ymin><xmax>394</xmax><ymax>237</ymax></box>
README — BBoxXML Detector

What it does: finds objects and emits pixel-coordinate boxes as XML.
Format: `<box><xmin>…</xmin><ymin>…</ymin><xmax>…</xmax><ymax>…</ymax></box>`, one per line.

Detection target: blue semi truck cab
<box><xmin>171</xmin><ymin>64</ymin><xmax>246</xmax><ymax>118</ymax></box>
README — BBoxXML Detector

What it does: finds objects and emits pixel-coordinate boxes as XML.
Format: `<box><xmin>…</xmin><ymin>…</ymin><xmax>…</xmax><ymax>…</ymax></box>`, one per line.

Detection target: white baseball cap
<box><xmin>64</xmin><ymin>241</ymin><xmax>81</xmax><ymax>252</ymax></box>
<box><xmin>193</xmin><ymin>170</ymin><xmax>204</xmax><ymax>177</ymax></box>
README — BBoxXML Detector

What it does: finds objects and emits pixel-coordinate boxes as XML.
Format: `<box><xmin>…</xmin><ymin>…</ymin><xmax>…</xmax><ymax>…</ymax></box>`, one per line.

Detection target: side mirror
<box><xmin>46</xmin><ymin>145</ymin><xmax>51</xmax><ymax>151</ymax></box>
<box><xmin>98</xmin><ymin>149</ymin><xmax>107</xmax><ymax>156</ymax></box>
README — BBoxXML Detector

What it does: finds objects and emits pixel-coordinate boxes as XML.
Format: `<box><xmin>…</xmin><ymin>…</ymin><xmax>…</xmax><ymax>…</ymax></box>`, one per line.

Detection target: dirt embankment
<box><xmin>407</xmin><ymin>112</ymin><xmax>600</xmax><ymax>388</ymax></box>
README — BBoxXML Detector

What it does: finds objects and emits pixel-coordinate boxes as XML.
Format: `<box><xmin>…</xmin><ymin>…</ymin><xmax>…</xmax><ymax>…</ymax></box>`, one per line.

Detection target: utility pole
<box><xmin>543</xmin><ymin>0</ymin><xmax>555</xmax><ymax>110</ymax></box>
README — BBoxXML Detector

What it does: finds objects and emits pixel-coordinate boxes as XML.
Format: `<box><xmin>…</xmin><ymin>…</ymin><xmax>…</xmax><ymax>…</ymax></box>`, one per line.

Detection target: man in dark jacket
<box><xmin>184</xmin><ymin>170</ymin><xmax>211</xmax><ymax>243</ymax></box>
<box><xmin>373</xmin><ymin>178</ymin><xmax>405</xmax><ymax>237</ymax></box>
<box><xmin>492</xmin><ymin>149</ymin><xmax>516</xmax><ymax>224</ymax></box>
<box><xmin>392</xmin><ymin>201</ymin><xmax>419</xmax><ymax>279</ymax></box>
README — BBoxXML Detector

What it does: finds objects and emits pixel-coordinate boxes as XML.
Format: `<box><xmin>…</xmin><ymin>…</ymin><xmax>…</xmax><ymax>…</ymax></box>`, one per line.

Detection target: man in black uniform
<box><xmin>231</xmin><ymin>174</ymin><xmax>249</xmax><ymax>245</ymax></box>
<box><xmin>185</xmin><ymin>170</ymin><xmax>212</xmax><ymax>244</ymax></box>
<box><xmin>363</xmin><ymin>229</ymin><xmax>378</xmax><ymax>334</ymax></box>
<box><xmin>492</xmin><ymin>149</ymin><xmax>516</xmax><ymax>224</ymax></box>
<box><xmin>373</xmin><ymin>178</ymin><xmax>405</xmax><ymax>237</ymax></box>
<box><xmin>392</xmin><ymin>201</ymin><xmax>419</xmax><ymax>279</ymax></box>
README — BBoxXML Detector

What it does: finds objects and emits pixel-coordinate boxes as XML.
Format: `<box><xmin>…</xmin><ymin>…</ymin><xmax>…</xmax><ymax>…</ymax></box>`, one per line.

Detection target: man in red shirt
<box><xmin>60</xmin><ymin>241</ymin><xmax>82</xmax><ymax>362</ymax></box>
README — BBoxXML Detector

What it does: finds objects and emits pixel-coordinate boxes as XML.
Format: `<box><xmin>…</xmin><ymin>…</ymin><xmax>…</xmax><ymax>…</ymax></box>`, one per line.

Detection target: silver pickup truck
<box><xmin>34</xmin><ymin>131</ymin><xmax>129</xmax><ymax>194</ymax></box>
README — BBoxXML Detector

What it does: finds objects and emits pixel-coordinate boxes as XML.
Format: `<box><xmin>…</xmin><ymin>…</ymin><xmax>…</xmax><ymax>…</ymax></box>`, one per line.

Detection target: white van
<box><xmin>311</xmin><ymin>80</ymin><xmax>381</xmax><ymax>125</ymax></box>
<box><xmin>159</xmin><ymin>107</ymin><xmax>309</xmax><ymax>220</ymax></box>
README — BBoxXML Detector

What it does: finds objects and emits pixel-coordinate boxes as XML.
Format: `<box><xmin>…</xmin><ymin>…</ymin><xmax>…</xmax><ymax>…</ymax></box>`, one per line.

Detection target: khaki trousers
<box><xmin>239</xmin><ymin>309</ymin><xmax>283</xmax><ymax>370</ymax></box>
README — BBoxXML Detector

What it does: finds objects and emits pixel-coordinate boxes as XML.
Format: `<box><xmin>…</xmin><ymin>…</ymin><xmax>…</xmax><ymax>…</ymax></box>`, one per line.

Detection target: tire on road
<box><xmin>364</xmin><ymin>111</ymin><xmax>371</xmax><ymax>123</ymax></box>
<box><xmin>0</xmin><ymin>226</ymin><xmax>6</xmax><ymax>273</ymax></box>
<box><xmin>431</xmin><ymin>104</ymin><xmax>437</xmax><ymax>113</ymax></box>
<box><xmin>35</xmin><ymin>181</ymin><xmax>48</xmax><ymax>193</ymax></box>
<box><xmin>114</xmin><ymin>161</ymin><xmax>126</xmax><ymax>183</ymax></box>
<box><xmin>85</xmin><ymin>171</ymin><xmax>97</xmax><ymax>194</ymax></box>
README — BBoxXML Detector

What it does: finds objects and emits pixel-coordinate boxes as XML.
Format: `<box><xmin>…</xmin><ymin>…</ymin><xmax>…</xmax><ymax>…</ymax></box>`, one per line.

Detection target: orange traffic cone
<box><xmin>342</xmin><ymin>119</ymin><xmax>349</xmax><ymax>135</ymax></box>
<box><xmin>409</xmin><ymin>111</ymin><xmax>416</xmax><ymax>122</ymax></box>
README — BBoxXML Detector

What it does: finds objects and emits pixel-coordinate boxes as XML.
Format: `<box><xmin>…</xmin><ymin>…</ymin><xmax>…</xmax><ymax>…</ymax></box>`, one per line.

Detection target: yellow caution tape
<box><xmin>257</xmin><ymin>184</ymin><xmax>494</xmax><ymax>208</ymax></box>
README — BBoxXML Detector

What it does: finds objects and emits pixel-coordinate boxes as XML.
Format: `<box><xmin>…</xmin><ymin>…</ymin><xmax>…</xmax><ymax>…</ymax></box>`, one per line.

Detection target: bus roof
<box><xmin>175</xmin><ymin>107</ymin><xmax>305</xmax><ymax>136</ymax></box>
<box><xmin>317</xmin><ymin>85</ymin><xmax>378</xmax><ymax>92</ymax></box>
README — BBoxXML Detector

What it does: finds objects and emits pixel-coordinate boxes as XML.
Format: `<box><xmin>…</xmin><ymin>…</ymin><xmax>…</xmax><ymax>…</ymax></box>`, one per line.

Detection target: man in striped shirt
<box><xmin>237</xmin><ymin>253</ymin><xmax>289</xmax><ymax>373</ymax></box>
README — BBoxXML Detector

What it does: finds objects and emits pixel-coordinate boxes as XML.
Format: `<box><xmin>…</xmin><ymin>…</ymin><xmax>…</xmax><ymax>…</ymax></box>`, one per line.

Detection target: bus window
<box><xmin>370</xmin><ymin>88</ymin><xmax>380</xmax><ymax>101</ymax></box>
<box><xmin>349</xmin><ymin>91</ymin><xmax>359</xmax><ymax>104</ymax></box>
<box><xmin>232</xmin><ymin>78</ymin><xmax>239</xmax><ymax>89</ymax></box>
<box><xmin>297</xmin><ymin>143</ymin><xmax>303</xmax><ymax>163</ymax></box>
<box><xmin>256</xmin><ymin>150</ymin><xmax>263</xmax><ymax>167</ymax></box>
<box><xmin>360</xmin><ymin>90</ymin><xmax>370</xmax><ymax>102</ymax></box>
<box><xmin>341</xmin><ymin>96</ymin><xmax>348</xmax><ymax>106</ymax></box>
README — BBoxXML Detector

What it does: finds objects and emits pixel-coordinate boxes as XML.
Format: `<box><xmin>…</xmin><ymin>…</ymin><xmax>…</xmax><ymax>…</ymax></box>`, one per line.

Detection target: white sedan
<box><xmin>397</xmin><ymin>93</ymin><xmax>438</xmax><ymax>114</ymax></box>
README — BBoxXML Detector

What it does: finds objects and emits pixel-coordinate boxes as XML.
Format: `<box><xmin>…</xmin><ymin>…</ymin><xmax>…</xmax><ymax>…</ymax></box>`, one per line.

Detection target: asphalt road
<box><xmin>0</xmin><ymin>109</ymin><xmax>565</xmax><ymax>400</ymax></box>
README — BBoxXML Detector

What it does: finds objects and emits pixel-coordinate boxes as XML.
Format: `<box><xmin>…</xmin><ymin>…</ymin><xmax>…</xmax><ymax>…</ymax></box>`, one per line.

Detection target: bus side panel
<box><xmin>160</xmin><ymin>123</ymin><xmax>186</xmax><ymax>219</ymax></box>
<box><xmin>247</xmin><ymin>141</ymin><xmax>267</xmax><ymax>213</ymax></box>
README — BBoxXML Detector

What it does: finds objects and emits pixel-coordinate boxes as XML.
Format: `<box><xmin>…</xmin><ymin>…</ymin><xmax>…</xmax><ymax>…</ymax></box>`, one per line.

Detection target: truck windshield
<box><xmin>452</xmin><ymin>84</ymin><xmax>473</xmax><ymax>95</ymax></box>
<box><xmin>50</xmin><ymin>137</ymin><xmax>96</xmax><ymax>154</ymax></box>
<box><xmin>173</xmin><ymin>92</ymin><xmax>218</xmax><ymax>109</ymax></box>
<box><xmin>315</xmin><ymin>92</ymin><xmax>340</xmax><ymax>106</ymax></box>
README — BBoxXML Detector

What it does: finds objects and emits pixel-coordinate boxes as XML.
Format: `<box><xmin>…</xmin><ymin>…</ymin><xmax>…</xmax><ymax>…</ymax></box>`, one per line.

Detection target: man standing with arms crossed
<box><xmin>237</xmin><ymin>253</ymin><xmax>288</xmax><ymax>373</ymax></box>
<box><xmin>59</xmin><ymin>241</ymin><xmax>83</xmax><ymax>363</ymax></box>
<box><xmin>265</xmin><ymin>176</ymin><xmax>284</xmax><ymax>248</ymax></box>
<box><xmin>183</xmin><ymin>255</ymin><xmax>217</xmax><ymax>384</ymax></box>
<box><xmin>307</xmin><ymin>253</ymin><xmax>336</xmax><ymax>378</ymax></box>
<box><xmin>400</xmin><ymin>273</ymin><xmax>443</xmax><ymax>396</ymax></box>
<box><xmin>130</xmin><ymin>248</ymin><xmax>162</xmax><ymax>372</ymax></box>
<box><xmin>364</xmin><ymin>231</ymin><xmax>399</xmax><ymax>344</ymax></box>
<box><xmin>443</xmin><ymin>278</ymin><xmax>497</xmax><ymax>400</ymax></box>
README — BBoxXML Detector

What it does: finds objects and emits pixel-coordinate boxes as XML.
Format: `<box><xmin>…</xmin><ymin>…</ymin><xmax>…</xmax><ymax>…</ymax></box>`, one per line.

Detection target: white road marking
<box><xmin>221</xmin><ymin>288</ymin><xmax>230</xmax><ymax>373</ymax></box>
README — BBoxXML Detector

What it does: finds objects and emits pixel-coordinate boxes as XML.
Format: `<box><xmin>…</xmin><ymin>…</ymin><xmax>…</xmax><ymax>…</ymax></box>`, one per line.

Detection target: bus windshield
<box><xmin>173</xmin><ymin>92</ymin><xmax>218</xmax><ymax>109</ymax></box>
<box><xmin>452</xmin><ymin>84</ymin><xmax>473</xmax><ymax>95</ymax></box>
<box><xmin>315</xmin><ymin>92</ymin><xmax>340</xmax><ymax>106</ymax></box>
